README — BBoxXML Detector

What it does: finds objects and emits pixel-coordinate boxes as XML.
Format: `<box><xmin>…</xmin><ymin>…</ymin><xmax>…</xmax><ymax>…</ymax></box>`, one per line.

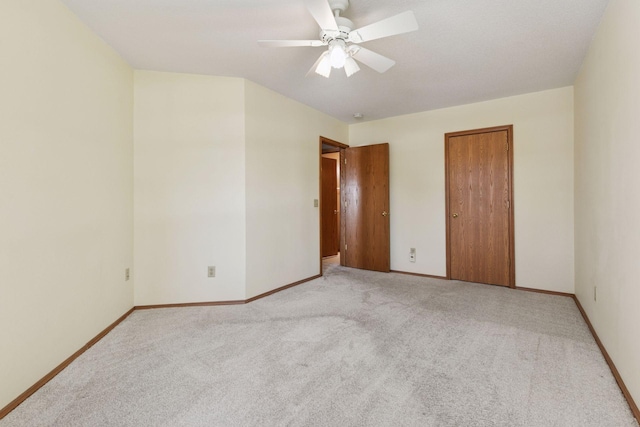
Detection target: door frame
<box><xmin>319</xmin><ymin>136</ymin><xmax>349</xmax><ymax>275</ymax></box>
<box><xmin>444</xmin><ymin>125</ymin><xmax>516</xmax><ymax>288</ymax></box>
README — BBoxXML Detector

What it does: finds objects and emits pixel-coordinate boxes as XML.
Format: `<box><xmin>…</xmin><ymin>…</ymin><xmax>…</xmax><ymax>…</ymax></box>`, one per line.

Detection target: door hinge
<box><xmin>506</xmin><ymin>142</ymin><xmax>509</xmax><ymax>151</ymax></box>
<box><xmin>345</xmin><ymin>244</ymin><xmax>347</xmax><ymax>251</ymax></box>
<box><xmin>507</xmin><ymin>200</ymin><xmax>510</xmax><ymax>209</ymax></box>
<box><xmin>345</xmin><ymin>200</ymin><xmax>348</xmax><ymax>208</ymax></box>
<box><xmin>344</xmin><ymin>158</ymin><xmax>347</xmax><ymax>165</ymax></box>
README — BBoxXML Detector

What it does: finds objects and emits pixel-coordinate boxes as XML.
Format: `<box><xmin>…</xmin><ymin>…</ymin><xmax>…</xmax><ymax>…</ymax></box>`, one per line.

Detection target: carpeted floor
<box><xmin>2</xmin><ymin>261</ymin><xmax>637</xmax><ymax>426</ymax></box>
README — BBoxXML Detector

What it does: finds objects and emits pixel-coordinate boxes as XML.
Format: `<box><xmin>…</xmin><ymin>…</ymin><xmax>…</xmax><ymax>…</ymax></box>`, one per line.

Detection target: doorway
<box><xmin>319</xmin><ymin>137</ymin><xmax>391</xmax><ymax>275</ymax></box>
<box><xmin>321</xmin><ymin>155</ymin><xmax>340</xmax><ymax>257</ymax></box>
<box><xmin>320</xmin><ymin>137</ymin><xmax>348</xmax><ymax>274</ymax></box>
<box><xmin>445</xmin><ymin>125</ymin><xmax>515</xmax><ymax>287</ymax></box>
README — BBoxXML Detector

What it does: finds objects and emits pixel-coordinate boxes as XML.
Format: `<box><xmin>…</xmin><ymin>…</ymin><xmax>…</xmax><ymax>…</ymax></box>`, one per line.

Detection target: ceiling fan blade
<box><xmin>304</xmin><ymin>0</ymin><xmax>339</xmax><ymax>30</ymax></box>
<box><xmin>349</xmin><ymin>11</ymin><xmax>419</xmax><ymax>43</ymax></box>
<box><xmin>306</xmin><ymin>51</ymin><xmax>329</xmax><ymax>77</ymax></box>
<box><xmin>350</xmin><ymin>47</ymin><xmax>396</xmax><ymax>73</ymax></box>
<box><xmin>258</xmin><ymin>40</ymin><xmax>324</xmax><ymax>47</ymax></box>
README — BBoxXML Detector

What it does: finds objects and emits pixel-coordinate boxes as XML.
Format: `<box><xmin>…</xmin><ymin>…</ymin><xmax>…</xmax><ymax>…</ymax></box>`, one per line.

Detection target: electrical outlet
<box><xmin>125</xmin><ymin>268</ymin><xmax>130</xmax><ymax>281</ymax></box>
<box><xmin>409</xmin><ymin>248</ymin><xmax>416</xmax><ymax>263</ymax></box>
<box><xmin>314</xmin><ymin>199</ymin><xmax>319</xmax><ymax>207</ymax></box>
<box><xmin>208</xmin><ymin>266</ymin><xmax>216</xmax><ymax>278</ymax></box>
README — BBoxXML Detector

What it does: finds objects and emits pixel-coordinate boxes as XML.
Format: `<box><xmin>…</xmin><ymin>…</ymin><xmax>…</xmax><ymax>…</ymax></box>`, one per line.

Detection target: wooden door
<box><xmin>446</xmin><ymin>126</ymin><xmax>514</xmax><ymax>287</ymax></box>
<box><xmin>343</xmin><ymin>143</ymin><xmax>390</xmax><ymax>272</ymax></box>
<box><xmin>321</xmin><ymin>157</ymin><xmax>339</xmax><ymax>257</ymax></box>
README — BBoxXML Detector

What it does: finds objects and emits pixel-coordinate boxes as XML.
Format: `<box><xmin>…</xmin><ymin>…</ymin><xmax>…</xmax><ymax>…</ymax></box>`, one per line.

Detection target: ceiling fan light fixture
<box><xmin>344</xmin><ymin>56</ymin><xmax>360</xmax><ymax>77</ymax></box>
<box><xmin>329</xmin><ymin>40</ymin><xmax>348</xmax><ymax>69</ymax></box>
<box><xmin>315</xmin><ymin>54</ymin><xmax>332</xmax><ymax>78</ymax></box>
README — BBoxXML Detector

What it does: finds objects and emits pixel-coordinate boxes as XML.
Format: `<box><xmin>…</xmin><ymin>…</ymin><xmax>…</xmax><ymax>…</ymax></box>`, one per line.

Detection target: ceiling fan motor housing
<box><xmin>319</xmin><ymin>16</ymin><xmax>354</xmax><ymax>44</ymax></box>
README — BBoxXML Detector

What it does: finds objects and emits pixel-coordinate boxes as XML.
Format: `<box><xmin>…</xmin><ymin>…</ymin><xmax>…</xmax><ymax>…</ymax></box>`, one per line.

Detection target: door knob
<box><xmin>334</xmin><ymin>210</ymin><xmax>338</xmax><ymax>214</ymax></box>
<box><xmin>452</xmin><ymin>213</ymin><xmax>459</xmax><ymax>218</ymax></box>
<box><xmin>382</xmin><ymin>211</ymin><xmax>388</xmax><ymax>217</ymax></box>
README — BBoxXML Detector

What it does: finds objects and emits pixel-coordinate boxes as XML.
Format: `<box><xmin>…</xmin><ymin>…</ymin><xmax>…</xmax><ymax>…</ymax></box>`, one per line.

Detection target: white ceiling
<box><xmin>60</xmin><ymin>0</ymin><xmax>609</xmax><ymax>123</ymax></box>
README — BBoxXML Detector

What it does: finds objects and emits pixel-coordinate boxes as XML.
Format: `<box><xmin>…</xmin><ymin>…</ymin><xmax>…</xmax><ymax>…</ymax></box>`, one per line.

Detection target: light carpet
<box><xmin>2</xmin><ymin>262</ymin><xmax>637</xmax><ymax>426</ymax></box>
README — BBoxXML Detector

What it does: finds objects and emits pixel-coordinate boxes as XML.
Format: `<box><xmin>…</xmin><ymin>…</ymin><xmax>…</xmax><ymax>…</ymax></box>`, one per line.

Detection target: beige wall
<box><xmin>574</xmin><ymin>0</ymin><xmax>640</xmax><ymax>406</ymax></box>
<box><xmin>133</xmin><ymin>75</ymin><xmax>347</xmax><ymax>304</ymax></box>
<box><xmin>350</xmin><ymin>87</ymin><xmax>575</xmax><ymax>293</ymax></box>
<box><xmin>134</xmin><ymin>71</ymin><xmax>247</xmax><ymax>304</ymax></box>
<box><xmin>244</xmin><ymin>81</ymin><xmax>348</xmax><ymax>298</ymax></box>
<box><xmin>0</xmin><ymin>0</ymin><xmax>134</xmax><ymax>410</ymax></box>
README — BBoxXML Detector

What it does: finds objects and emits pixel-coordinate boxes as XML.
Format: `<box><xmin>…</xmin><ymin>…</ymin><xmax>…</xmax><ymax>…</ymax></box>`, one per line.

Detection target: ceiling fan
<box><xmin>258</xmin><ymin>0</ymin><xmax>419</xmax><ymax>78</ymax></box>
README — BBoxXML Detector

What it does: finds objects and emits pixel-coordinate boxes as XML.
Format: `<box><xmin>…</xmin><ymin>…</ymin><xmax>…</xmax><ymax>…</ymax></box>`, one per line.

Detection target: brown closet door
<box><xmin>446</xmin><ymin>127</ymin><xmax>513</xmax><ymax>287</ymax></box>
